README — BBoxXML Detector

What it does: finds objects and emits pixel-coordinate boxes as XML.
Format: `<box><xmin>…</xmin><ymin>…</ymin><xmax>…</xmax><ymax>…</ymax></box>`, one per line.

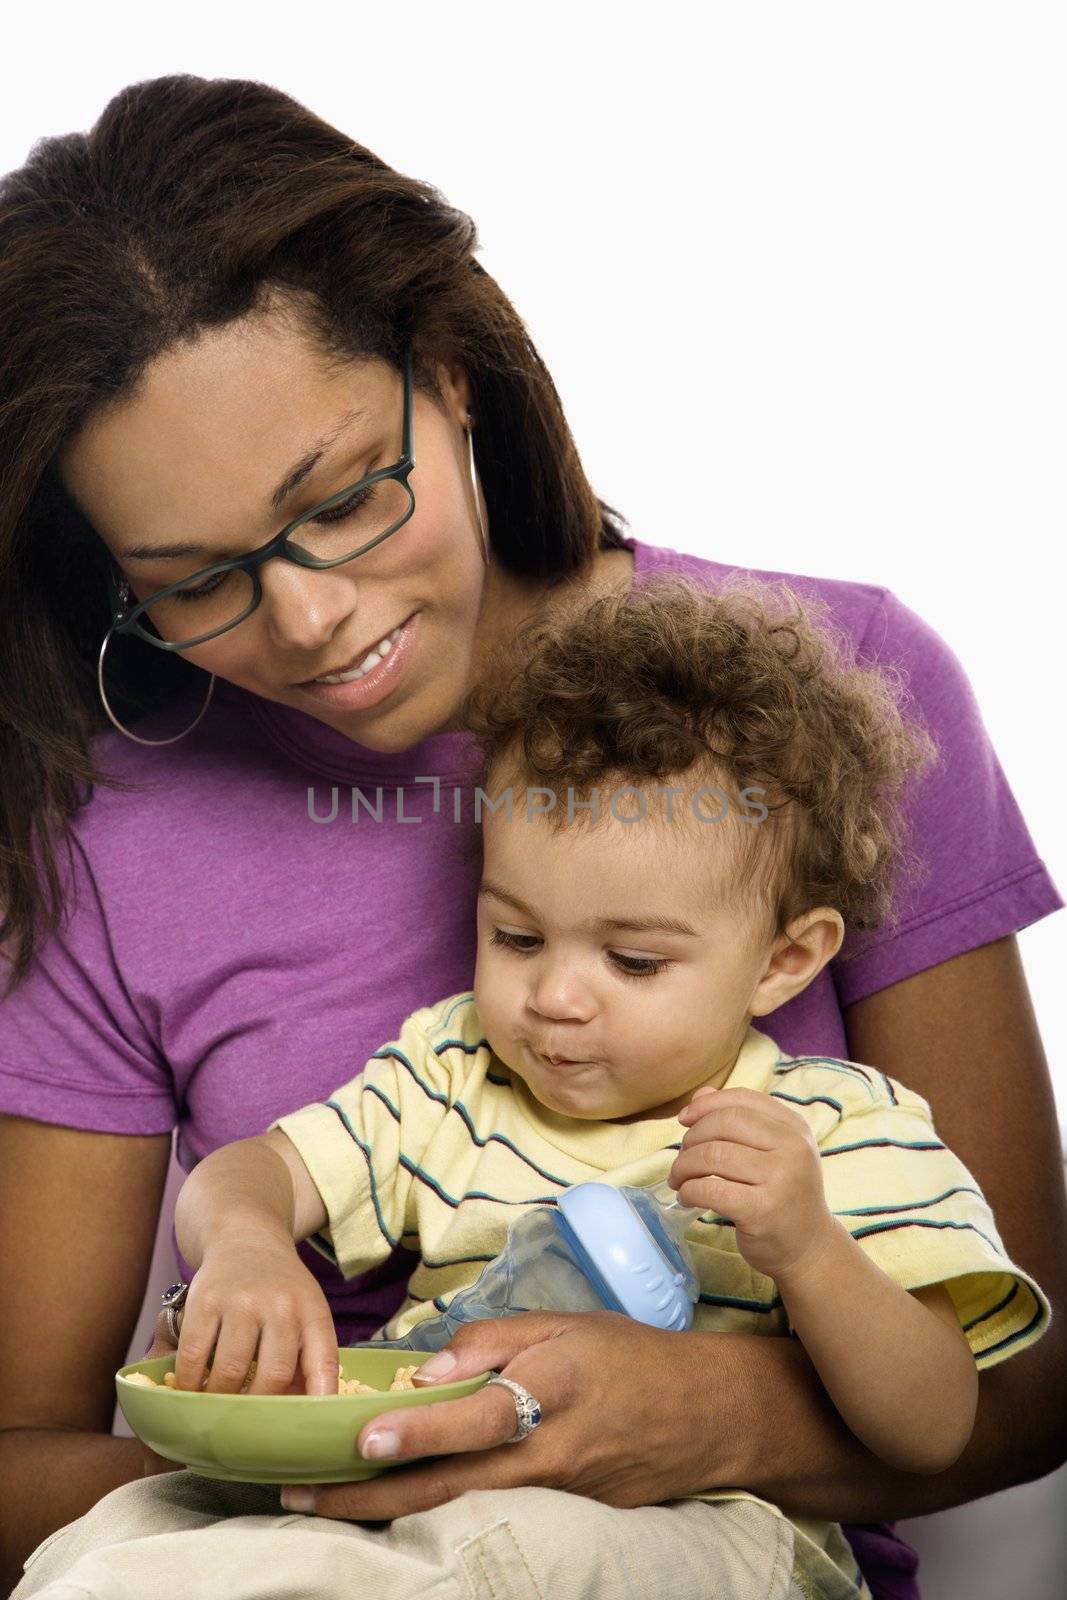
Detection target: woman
<box><xmin>0</xmin><ymin>75</ymin><xmax>1063</xmax><ymax>1600</ymax></box>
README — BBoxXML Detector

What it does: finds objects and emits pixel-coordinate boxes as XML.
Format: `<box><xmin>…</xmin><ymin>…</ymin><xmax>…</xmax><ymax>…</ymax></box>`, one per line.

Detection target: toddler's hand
<box><xmin>669</xmin><ymin>1086</ymin><xmax>837</xmax><ymax>1283</ymax></box>
<box><xmin>174</xmin><ymin>1236</ymin><xmax>340</xmax><ymax>1397</ymax></box>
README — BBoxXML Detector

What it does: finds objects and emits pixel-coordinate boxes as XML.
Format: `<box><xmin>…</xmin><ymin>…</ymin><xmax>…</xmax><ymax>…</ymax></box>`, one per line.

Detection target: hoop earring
<box><xmin>465</xmin><ymin>414</ymin><xmax>490</xmax><ymax>565</ymax></box>
<box><xmin>97</xmin><ymin>579</ymin><xmax>216</xmax><ymax>747</ymax></box>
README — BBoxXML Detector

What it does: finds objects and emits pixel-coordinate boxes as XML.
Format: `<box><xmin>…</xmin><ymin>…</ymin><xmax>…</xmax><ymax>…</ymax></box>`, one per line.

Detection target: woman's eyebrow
<box><xmin>119</xmin><ymin>406</ymin><xmax>367</xmax><ymax>559</ymax></box>
<box><xmin>268</xmin><ymin>407</ymin><xmax>366</xmax><ymax>510</ymax></box>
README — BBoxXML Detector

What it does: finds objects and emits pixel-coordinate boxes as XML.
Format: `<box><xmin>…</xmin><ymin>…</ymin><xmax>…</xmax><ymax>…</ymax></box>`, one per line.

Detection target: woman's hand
<box><xmin>137</xmin><ymin>1305</ymin><xmax>189</xmax><ymax>1477</ymax></box>
<box><xmin>278</xmin><ymin>1311</ymin><xmax>746</xmax><ymax>1521</ymax></box>
<box><xmin>669</xmin><ymin>1085</ymin><xmax>836</xmax><ymax>1281</ymax></box>
<box><xmin>173</xmin><ymin>1237</ymin><xmax>341</xmax><ymax>1397</ymax></box>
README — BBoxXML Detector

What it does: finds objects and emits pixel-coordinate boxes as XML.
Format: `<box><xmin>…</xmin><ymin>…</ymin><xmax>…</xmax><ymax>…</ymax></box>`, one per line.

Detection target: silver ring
<box><xmin>160</xmin><ymin>1281</ymin><xmax>188</xmax><ymax>1344</ymax></box>
<box><xmin>485</xmin><ymin>1374</ymin><xmax>543</xmax><ymax>1443</ymax></box>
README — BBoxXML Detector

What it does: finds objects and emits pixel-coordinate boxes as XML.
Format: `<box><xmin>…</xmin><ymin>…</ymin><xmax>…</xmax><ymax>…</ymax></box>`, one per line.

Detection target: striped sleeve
<box><xmin>812</xmin><ymin>1075</ymin><xmax>1051</xmax><ymax>1370</ymax></box>
<box><xmin>267</xmin><ymin>1007</ymin><xmax>456</xmax><ymax>1281</ymax></box>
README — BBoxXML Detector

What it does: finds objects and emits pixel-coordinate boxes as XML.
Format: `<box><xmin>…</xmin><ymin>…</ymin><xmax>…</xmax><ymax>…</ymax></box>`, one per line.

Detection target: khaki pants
<box><xmin>13</xmin><ymin>1470</ymin><xmax>850</xmax><ymax>1600</ymax></box>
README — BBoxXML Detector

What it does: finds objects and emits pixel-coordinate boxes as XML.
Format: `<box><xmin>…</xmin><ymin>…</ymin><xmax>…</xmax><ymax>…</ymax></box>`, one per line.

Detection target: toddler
<box><xmin>17</xmin><ymin>575</ymin><xmax>1051</xmax><ymax>1600</ymax></box>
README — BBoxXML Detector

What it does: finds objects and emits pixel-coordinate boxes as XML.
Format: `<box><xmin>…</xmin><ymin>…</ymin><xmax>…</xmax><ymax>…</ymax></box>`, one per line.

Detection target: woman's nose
<box><xmin>258</xmin><ymin>559</ymin><xmax>357</xmax><ymax>652</ymax></box>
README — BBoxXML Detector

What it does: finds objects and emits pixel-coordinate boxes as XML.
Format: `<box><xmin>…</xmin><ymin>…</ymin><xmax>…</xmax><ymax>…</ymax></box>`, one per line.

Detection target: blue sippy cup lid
<box><xmin>553</xmin><ymin>1182</ymin><xmax>697</xmax><ymax>1331</ymax></box>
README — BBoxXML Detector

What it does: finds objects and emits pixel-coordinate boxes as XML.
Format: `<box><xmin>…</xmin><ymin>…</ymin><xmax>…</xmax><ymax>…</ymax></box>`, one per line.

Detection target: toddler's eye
<box><xmin>611</xmin><ymin>954</ymin><xmax>670</xmax><ymax>978</ymax></box>
<box><xmin>489</xmin><ymin>928</ymin><xmax>538</xmax><ymax>953</ymax></box>
<box><xmin>488</xmin><ymin>928</ymin><xmax>669</xmax><ymax>979</ymax></box>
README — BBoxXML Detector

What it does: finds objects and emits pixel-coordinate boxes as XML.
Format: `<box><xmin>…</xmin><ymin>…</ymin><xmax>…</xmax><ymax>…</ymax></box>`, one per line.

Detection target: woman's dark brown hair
<box><xmin>0</xmin><ymin>74</ymin><xmax>630</xmax><ymax>993</ymax></box>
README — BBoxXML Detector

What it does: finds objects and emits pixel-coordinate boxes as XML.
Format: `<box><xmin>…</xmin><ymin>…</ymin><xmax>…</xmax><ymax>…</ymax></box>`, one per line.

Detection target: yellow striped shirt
<box><xmin>271</xmin><ymin>990</ymin><xmax>1050</xmax><ymax>1599</ymax></box>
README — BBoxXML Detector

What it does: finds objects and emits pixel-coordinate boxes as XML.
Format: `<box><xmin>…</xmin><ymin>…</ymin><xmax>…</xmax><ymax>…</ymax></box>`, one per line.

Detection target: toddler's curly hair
<box><xmin>458</xmin><ymin>573</ymin><xmax>939</xmax><ymax>957</ymax></box>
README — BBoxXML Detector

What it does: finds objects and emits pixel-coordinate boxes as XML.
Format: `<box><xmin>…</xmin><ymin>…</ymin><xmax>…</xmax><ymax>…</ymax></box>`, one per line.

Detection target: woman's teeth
<box><xmin>313</xmin><ymin>624</ymin><xmax>403</xmax><ymax>684</ymax></box>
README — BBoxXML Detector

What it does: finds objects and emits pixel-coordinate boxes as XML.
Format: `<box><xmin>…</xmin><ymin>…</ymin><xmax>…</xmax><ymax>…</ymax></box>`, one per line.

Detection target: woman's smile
<box><xmin>287</xmin><ymin>610</ymin><xmax>420</xmax><ymax>710</ymax></box>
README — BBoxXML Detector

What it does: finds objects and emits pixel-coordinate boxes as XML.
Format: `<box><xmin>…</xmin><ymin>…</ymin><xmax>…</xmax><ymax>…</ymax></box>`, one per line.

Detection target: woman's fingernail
<box><xmin>362</xmin><ymin>1429</ymin><xmax>399</xmax><ymax>1460</ymax></box>
<box><xmin>416</xmin><ymin>1351</ymin><xmax>456</xmax><ymax>1381</ymax></box>
<box><xmin>280</xmin><ymin>1487</ymin><xmax>315</xmax><ymax>1512</ymax></box>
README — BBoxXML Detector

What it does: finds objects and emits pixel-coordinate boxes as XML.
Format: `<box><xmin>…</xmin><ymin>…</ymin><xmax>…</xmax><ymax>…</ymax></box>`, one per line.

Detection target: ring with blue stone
<box><xmin>485</xmin><ymin>1374</ymin><xmax>543</xmax><ymax>1443</ymax></box>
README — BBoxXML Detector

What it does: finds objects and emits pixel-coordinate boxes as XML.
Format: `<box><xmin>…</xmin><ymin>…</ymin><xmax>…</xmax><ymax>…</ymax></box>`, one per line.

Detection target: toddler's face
<box><xmin>473</xmin><ymin>792</ymin><xmax>781</xmax><ymax>1124</ymax></box>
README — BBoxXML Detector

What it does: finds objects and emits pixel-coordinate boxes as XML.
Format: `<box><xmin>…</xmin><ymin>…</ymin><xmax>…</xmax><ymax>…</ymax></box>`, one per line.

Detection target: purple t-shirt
<box><xmin>1</xmin><ymin>535</ymin><xmax>1061</xmax><ymax>1600</ymax></box>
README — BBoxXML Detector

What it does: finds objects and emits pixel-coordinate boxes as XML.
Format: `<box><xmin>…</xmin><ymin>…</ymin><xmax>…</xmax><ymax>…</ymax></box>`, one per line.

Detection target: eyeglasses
<box><xmin>107</xmin><ymin>342</ymin><xmax>416</xmax><ymax>651</ymax></box>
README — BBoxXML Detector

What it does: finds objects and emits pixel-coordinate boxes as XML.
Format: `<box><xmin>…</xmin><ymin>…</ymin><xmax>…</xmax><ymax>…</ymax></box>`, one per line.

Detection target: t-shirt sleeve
<box><xmin>268</xmin><ymin>1009</ymin><xmax>455</xmax><ymax>1282</ymax></box>
<box><xmin>832</xmin><ymin>589</ymin><xmax>1064</xmax><ymax>1006</ymax></box>
<box><xmin>812</xmin><ymin>1078</ymin><xmax>1051</xmax><ymax>1370</ymax></box>
<box><xmin>0</xmin><ymin>833</ymin><xmax>175</xmax><ymax>1132</ymax></box>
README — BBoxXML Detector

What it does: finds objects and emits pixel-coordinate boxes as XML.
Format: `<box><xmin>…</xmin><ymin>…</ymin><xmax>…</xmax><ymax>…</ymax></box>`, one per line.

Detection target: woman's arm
<box><xmin>841</xmin><ymin>934</ymin><xmax>1067</xmax><ymax>1490</ymax></box>
<box><xmin>272</xmin><ymin>934</ymin><xmax>1067</xmax><ymax>1526</ymax></box>
<box><xmin>0</xmin><ymin>1118</ymin><xmax>172</xmax><ymax>1596</ymax></box>
<box><xmin>775</xmin><ymin>1222</ymin><xmax>978</xmax><ymax>1474</ymax></box>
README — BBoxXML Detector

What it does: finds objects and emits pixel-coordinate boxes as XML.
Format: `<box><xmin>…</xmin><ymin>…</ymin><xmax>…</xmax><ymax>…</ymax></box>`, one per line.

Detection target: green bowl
<box><xmin>116</xmin><ymin>1346</ymin><xmax>491</xmax><ymax>1484</ymax></box>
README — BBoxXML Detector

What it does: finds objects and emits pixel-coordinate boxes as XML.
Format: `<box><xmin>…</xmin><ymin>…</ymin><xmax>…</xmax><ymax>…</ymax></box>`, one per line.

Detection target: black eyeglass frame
<box><xmin>106</xmin><ymin>342</ymin><xmax>417</xmax><ymax>652</ymax></box>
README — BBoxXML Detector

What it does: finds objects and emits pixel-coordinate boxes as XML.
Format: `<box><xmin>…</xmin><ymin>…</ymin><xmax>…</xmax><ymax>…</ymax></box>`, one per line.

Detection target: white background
<box><xmin>4</xmin><ymin>7</ymin><xmax>1066</xmax><ymax>1593</ymax></box>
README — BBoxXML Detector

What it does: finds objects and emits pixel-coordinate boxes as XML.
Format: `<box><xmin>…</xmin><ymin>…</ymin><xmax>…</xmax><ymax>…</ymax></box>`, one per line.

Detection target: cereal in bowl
<box><xmin>124</xmin><ymin>1359</ymin><xmax>420</xmax><ymax>1395</ymax></box>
